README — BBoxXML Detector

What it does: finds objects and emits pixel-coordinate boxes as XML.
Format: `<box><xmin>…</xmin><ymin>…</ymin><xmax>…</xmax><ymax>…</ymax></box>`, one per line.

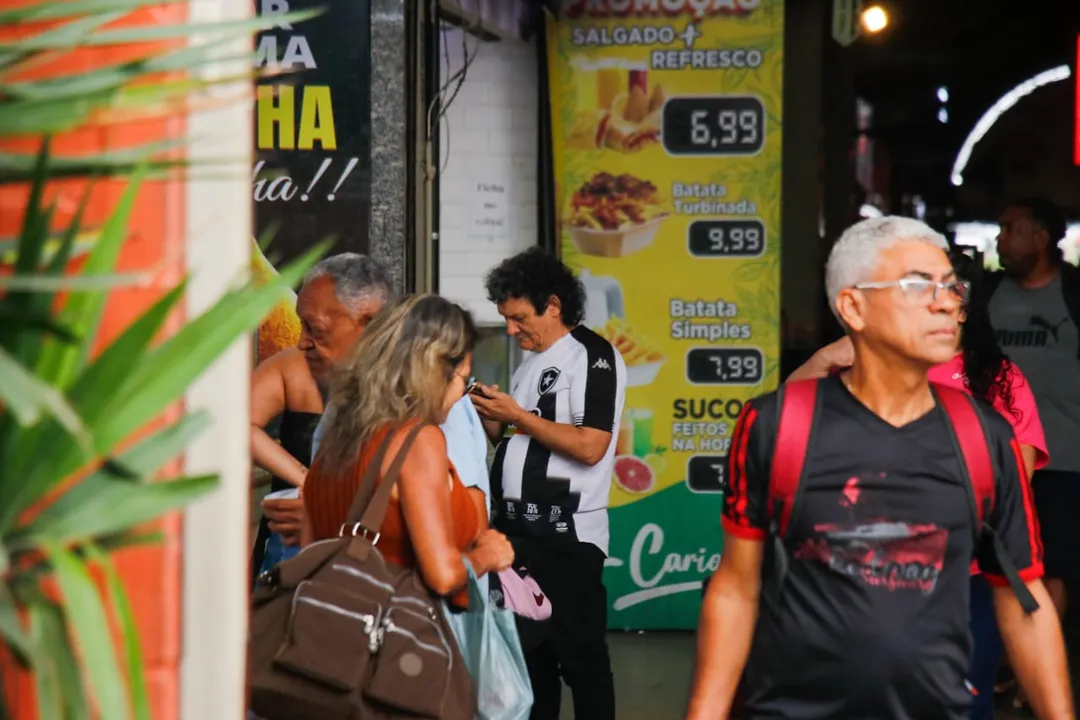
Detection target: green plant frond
<box><xmin>18</xmin><ymin>9</ymin><xmax>127</xmax><ymax>52</ymax></box>
<box><xmin>0</xmin><ymin>153</ymin><xmax>198</xmax><ymax>186</ymax></box>
<box><xmin>0</xmin><ymin>280</ymin><xmax>188</xmax><ymax>521</ymax></box>
<box><xmin>0</xmin><ymin>36</ymin><xmax>247</xmax><ymax>101</ymax></box>
<box><xmin>65</xmin><ymin>282</ymin><xmax>187</xmax><ymax>420</ymax></box>
<box><xmin>35</xmin><ymin>163</ymin><xmax>148</xmax><ymax>391</ymax></box>
<box><xmin>0</xmin><ymin>244</ymin><xmax>325</xmax><ymax>528</ymax></box>
<box><xmin>13</xmin><ymin>138</ymin><xmax>49</xmax><ymax>273</ymax></box>
<box><xmin>0</xmin><ymin>582</ymin><xmax>35</xmax><ymax>665</ymax></box>
<box><xmin>14</xmin><ymin>474</ymin><xmax>218</xmax><ymax>552</ymax></box>
<box><xmin>0</xmin><ymin>4</ymin><xmax>334</xmax><ymax>716</ymax></box>
<box><xmin>0</xmin><ymin>345</ymin><xmax>90</xmax><ymax>444</ymax></box>
<box><xmin>2</xmin><ymin>183</ymin><xmax>90</xmax><ymax>369</ymax></box>
<box><xmin>82</xmin><ymin>544</ymin><xmax>150</xmax><ymax>720</ymax></box>
<box><xmin>27</xmin><ymin>603</ymin><xmax>69</xmax><ymax>719</ymax></box>
<box><xmin>41</xmin><ymin>543</ymin><xmax>127</xmax><ymax>720</ymax></box>
<box><xmin>0</xmin><ymin>0</ymin><xmax>181</xmax><ymax>25</ymax></box>
<box><xmin>0</xmin><ymin>66</ymin><xmax>267</xmax><ymax>139</ymax></box>
<box><xmin>10</xmin><ymin>457</ymin><xmax>212</xmax><ymax>552</ymax></box>
<box><xmin>0</xmin><ymin>10</ymin><xmax>321</xmax><ymax>53</ymax></box>
<box><xmin>0</xmin><ymin>271</ymin><xmax>168</xmax><ymax>291</ymax></box>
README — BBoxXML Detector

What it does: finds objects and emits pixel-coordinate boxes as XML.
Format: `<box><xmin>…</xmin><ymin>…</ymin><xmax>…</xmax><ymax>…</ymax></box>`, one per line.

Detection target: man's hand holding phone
<box><xmin>469</xmin><ymin>382</ymin><xmax>523</xmax><ymax>426</ymax></box>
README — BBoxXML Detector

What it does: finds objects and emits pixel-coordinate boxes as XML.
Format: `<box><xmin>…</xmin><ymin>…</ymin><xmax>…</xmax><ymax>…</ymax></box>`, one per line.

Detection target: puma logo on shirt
<box><xmin>1030</xmin><ymin>314</ymin><xmax>1069</xmax><ymax>342</ymax></box>
<box><xmin>996</xmin><ymin>314</ymin><xmax>1069</xmax><ymax>348</ymax></box>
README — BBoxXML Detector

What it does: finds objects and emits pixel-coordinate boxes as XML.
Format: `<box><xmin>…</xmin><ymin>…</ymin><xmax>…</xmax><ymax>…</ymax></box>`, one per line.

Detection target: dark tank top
<box><xmin>251</xmin><ymin>408</ymin><xmax>322</xmax><ymax>583</ymax></box>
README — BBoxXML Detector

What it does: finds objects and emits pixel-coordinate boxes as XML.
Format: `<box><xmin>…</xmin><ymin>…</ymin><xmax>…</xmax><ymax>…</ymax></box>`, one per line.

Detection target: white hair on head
<box><xmin>301</xmin><ymin>252</ymin><xmax>395</xmax><ymax>316</ymax></box>
<box><xmin>825</xmin><ymin>216</ymin><xmax>949</xmax><ymax>321</ymax></box>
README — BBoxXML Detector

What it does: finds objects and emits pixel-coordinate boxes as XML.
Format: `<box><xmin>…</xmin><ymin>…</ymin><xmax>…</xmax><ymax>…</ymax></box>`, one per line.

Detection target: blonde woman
<box><xmin>301</xmin><ymin>295</ymin><xmax>513</xmax><ymax>606</ymax></box>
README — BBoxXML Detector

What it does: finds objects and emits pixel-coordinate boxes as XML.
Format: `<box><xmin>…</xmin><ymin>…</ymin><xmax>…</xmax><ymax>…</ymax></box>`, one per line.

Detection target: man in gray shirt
<box><xmin>989</xmin><ymin>197</ymin><xmax>1080</xmax><ymax>627</ymax></box>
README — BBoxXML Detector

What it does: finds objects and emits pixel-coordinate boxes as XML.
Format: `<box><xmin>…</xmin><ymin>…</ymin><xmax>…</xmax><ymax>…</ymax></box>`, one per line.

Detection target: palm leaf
<box><xmin>18</xmin><ymin>475</ymin><xmax>217</xmax><ymax>557</ymax></box>
<box><xmin>0</xmin><ymin>1</ymin><xmax>331</xmax><ymax>716</ymax></box>
<box><xmin>0</xmin><ymin>12</ymin><xmax>321</xmax><ymax>53</ymax></box>
<box><xmin>27</xmin><ymin>603</ymin><xmax>68</xmax><ymax>719</ymax></box>
<box><xmin>67</xmin><ymin>281</ymin><xmax>187</xmax><ymax>419</ymax></box>
<box><xmin>97</xmin><ymin>243</ymin><xmax>327</xmax><ymax>445</ymax></box>
<box><xmin>0</xmin><ymin>0</ymin><xmax>180</xmax><ymax>24</ymax></box>
<box><xmin>0</xmin><ymin>583</ymin><xmax>35</xmax><ymax>665</ymax></box>
<box><xmin>2</xmin><ymin>243</ymin><xmax>325</xmax><ymax>527</ymax></box>
<box><xmin>2</xmin><ymin>185</ymin><xmax>89</xmax><ymax>367</ymax></box>
<box><xmin>35</xmin><ymin>163</ymin><xmax>147</xmax><ymax>391</ymax></box>
<box><xmin>0</xmin><ymin>36</ymin><xmax>245</xmax><ymax>101</ymax></box>
<box><xmin>42</xmin><ymin>543</ymin><xmax>127</xmax><ymax>720</ymax></box>
<box><xmin>83</xmin><ymin>544</ymin><xmax>149</xmax><ymax>720</ymax></box>
<box><xmin>0</xmin><ymin>346</ymin><xmax>89</xmax><ymax>443</ymax></box>
<box><xmin>0</xmin><ymin>141</ymin><xmax>190</xmax><ymax>184</ymax></box>
<box><xmin>9</xmin><ymin>414</ymin><xmax>214</xmax><ymax>549</ymax></box>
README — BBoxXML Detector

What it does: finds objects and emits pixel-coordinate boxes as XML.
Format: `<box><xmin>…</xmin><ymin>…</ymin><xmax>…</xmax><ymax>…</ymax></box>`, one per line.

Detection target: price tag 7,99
<box><xmin>686</xmin><ymin>455</ymin><xmax>726</xmax><ymax>494</ymax></box>
<box><xmin>686</xmin><ymin>347</ymin><xmax>765</xmax><ymax>385</ymax></box>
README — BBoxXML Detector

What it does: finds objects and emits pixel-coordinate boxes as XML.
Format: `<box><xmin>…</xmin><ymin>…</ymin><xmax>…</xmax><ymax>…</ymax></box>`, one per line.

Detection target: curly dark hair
<box><xmin>950</xmin><ymin>251</ymin><xmax>1019</xmax><ymax>420</ymax></box>
<box><xmin>483</xmin><ymin>247</ymin><xmax>586</xmax><ymax>327</ymax></box>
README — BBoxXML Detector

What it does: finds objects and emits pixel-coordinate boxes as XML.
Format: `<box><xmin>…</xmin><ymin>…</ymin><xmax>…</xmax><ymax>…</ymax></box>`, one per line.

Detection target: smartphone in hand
<box><xmin>468</xmin><ymin>379</ymin><xmax>492</xmax><ymax>399</ymax></box>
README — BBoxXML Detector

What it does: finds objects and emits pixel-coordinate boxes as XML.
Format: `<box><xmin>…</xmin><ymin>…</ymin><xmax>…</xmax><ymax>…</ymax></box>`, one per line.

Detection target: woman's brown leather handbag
<box><xmin>248</xmin><ymin>422</ymin><xmax>476</xmax><ymax>720</ymax></box>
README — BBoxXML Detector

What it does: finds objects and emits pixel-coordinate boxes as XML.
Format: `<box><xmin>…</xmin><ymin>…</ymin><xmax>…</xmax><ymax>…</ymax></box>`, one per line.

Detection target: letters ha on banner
<box><xmin>548</xmin><ymin>0</ymin><xmax>783</xmax><ymax>629</ymax></box>
<box><xmin>253</xmin><ymin>0</ymin><xmax>355</xmax><ymax>204</ymax></box>
<box><xmin>251</xmin><ymin>0</ymin><xmax>372</xmax><ymax>363</ymax></box>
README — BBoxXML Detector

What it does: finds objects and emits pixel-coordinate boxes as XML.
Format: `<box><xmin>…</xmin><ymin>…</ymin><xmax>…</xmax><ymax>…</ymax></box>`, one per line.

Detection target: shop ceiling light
<box><xmin>860</xmin><ymin>5</ymin><xmax>888</xmax><ymax>34</ymax></box>
<box><xmin>950</xmin><ymin>65</ymin><xmax>1071</xmax><ymax>187</ymax></box>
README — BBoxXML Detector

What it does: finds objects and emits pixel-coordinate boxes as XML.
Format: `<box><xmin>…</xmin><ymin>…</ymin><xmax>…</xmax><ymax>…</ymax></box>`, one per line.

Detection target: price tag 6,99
<box><xmin>662</xmin><ymin>95</ymin><xmax>766</xmax><ymax>157</ymax></box>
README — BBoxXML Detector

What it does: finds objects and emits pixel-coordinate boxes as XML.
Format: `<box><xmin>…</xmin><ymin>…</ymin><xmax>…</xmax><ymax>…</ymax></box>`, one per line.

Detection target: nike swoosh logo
<box><xmin>533</xmin><ymin>593</ymin><xmax>545</xmax><ymax>606</ymax></box>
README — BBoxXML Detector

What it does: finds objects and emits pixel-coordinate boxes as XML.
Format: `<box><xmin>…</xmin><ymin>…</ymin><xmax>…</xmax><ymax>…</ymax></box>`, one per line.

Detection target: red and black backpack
<box><xmin>764</xmin><ymin>378</ymin><xmax>1039</xmax><ymax>614</ymax></box>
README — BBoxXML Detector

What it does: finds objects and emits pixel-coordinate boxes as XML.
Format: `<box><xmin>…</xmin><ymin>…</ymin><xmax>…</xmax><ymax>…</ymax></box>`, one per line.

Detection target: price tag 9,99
<box><xmin>688</xmin><ymin>219</ymin><xmax>766</xmax><ymax>258</ymax></box>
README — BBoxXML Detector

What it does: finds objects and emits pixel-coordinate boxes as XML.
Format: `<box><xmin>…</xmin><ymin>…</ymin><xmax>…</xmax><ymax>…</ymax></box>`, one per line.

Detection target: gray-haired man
<box><xmin>686</xmin><ymin>217</ymin><xmax>1069</xmax><ymax>719</ymax></box>
<box><xmin>256</xmin><ymin>253</ymin><xmax>393</xmax><ymax>561</ymax></box>
<box><xmin>258</xmin><ymin>253</ymin><xmax>493</xmax><ymax>568</ymax></box>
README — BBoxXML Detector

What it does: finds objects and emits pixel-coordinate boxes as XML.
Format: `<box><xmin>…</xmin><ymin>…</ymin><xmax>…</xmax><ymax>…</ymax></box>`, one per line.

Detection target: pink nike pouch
<box><xmin>497</xmin><ymin>568</ymin><xmax>552</xmax><ymax>621</ymax></box>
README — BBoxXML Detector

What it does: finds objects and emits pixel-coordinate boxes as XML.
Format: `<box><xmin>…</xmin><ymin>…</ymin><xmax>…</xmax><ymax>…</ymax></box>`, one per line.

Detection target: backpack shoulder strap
<box><xmin>984</xmin><ymin>270</ymin><xmax>1004</xmax><ymax>300</ymax></box>
<box><xmin>1059</xmin><ymin>264</ymin><xmax>1080</xmax><ymax>360</ymax></box>
<box><xmin>933</xmin><ymin>383</ymin><xmax>1040</xmax><ymax>614</ymax></box>
<box><xmin>769</xmin><ymin>379</ymin><xmax>819</xmax><ymax>537</ymax></box>
<box><xmin>933</xmin><ymin>384</ymin><xmax>994</xmax><ymax>525</ymax></box>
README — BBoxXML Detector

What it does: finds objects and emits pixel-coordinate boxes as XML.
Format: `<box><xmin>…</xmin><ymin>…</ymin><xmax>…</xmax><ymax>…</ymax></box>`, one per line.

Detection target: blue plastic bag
<box><xmin>443</xmin><ymin>561</ymin><xmax>533</xmax><ymax>720</ymax></box>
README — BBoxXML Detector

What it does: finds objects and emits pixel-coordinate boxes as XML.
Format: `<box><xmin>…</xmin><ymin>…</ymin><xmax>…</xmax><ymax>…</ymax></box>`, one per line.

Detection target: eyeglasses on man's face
<box><xmin>853</xmin><ymin>278</ymin><xmax>970</xmax><ymax>306</ymax></box>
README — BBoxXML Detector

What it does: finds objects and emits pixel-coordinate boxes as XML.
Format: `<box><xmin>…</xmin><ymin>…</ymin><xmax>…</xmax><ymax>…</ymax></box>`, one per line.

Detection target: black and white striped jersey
<box><xmin>490</xmin><ymin>326</ymin><xmax>627</xmax><ymax>554</ymax></box>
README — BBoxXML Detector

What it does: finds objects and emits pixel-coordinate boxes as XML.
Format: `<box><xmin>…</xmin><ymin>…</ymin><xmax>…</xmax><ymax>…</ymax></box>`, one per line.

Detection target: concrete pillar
<box><xmin>369</xmin><ymin>0</ymin><xmax>411</xmax><ymax>292</ymax></box>
<box><xmin>181</xmin><ymin>0</ymin><xmax>254</xmax><ymax>717</ymax></box>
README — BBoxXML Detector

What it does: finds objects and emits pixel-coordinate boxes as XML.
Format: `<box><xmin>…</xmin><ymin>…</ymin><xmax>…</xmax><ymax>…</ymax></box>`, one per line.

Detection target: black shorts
<box><xmin>1032</xmin><ymin>469</ymin><xmax>1080</xmax><ymax>580</ymax></box>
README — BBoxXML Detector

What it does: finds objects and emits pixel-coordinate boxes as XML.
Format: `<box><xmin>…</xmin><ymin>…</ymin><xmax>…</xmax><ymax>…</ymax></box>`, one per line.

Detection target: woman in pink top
<box><xmin>789</xmin><ymin>252</ymin><xmax>1047</xmax><ymax>720</ymax></box>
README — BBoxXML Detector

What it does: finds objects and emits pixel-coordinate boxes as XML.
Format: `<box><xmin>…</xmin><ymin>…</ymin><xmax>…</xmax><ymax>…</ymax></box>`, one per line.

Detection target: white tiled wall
<box><xmin>438</xmin><ymin>29</ymin><xmax>539</xmax><ymax>325</ymax></box>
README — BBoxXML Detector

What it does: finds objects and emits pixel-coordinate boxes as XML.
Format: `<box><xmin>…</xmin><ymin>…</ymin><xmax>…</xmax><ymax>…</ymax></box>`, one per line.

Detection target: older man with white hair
<box><xmin>685</xmin><ymin>217</ymin><xmax>1071</xmax><ymax>720</ymax></box>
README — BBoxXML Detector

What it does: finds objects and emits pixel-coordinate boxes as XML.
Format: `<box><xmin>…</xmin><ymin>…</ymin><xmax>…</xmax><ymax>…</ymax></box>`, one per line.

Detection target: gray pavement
<box><xmin>557</xmin><ymin>628</ymin><xmax>1078</xmax><ymax>719</ymax></box>
<box><xmin>250</xmin><ymin>482</ymin><xmax>1077</xmax><ymax>719</ymax></box>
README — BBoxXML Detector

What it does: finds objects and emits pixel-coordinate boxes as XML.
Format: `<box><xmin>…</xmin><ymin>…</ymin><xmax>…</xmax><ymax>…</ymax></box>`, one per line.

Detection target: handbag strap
<box><xmin>342</xmin><ymin>426</ymin><xmax>397</xmax><ymax>529</ymax></box>
<box><xmin>345</xmin><ymin>421</ymin><xmax>430</xmax><ymax>538</ymax></box>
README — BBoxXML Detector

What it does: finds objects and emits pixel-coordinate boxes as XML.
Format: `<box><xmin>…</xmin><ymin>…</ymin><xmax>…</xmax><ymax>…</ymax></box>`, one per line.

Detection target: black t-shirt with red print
<box><xmin>722</xmin><ymin>375</ymin><xmax>1043</xmax><ymax>720</ymax></box>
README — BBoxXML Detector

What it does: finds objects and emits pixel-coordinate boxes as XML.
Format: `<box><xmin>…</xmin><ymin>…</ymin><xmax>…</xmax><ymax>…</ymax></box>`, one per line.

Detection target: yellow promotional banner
<box><xmin>547</xmin><ymin>0</ymin><xmax>784</xmax><ymax>629</ymax></box>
